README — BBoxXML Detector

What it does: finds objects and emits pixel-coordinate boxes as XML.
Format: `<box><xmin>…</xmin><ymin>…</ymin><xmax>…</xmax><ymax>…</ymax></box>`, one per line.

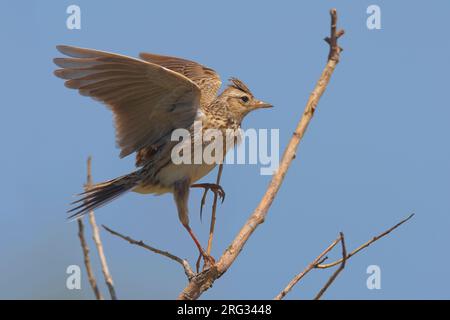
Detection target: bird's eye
<box><xmin>240</xmin><ymin>96</ymin><xmax>249</xmax><ymax>103</ymax></box>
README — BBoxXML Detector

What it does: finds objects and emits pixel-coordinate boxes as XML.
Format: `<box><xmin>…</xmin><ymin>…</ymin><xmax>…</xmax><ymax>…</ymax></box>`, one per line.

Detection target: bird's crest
<box><xmin>229</xmin><ymin>77</ymin><xmax>253</xmax><ymax>97</ymax></box>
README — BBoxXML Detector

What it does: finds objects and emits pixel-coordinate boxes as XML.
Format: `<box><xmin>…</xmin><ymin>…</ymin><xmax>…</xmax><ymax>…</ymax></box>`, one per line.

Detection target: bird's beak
<box><xmin>252</xmin><ymin>100</ymin><xmax>273</xmax><ymax>109</ymax></box>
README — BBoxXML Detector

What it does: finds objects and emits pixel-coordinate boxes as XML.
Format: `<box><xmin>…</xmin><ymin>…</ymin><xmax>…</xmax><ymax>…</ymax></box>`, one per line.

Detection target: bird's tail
<box><xmin>68</xmin><ymin>170</ymin><xmax>142</xmax><ymax>220</ymax></box>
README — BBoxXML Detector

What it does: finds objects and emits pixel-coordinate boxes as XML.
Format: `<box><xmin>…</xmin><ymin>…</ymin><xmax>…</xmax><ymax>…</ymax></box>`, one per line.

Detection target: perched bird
<box><xmin>54</xmin><ymin>45</ymin><xmax>272</xmax><ymax>264</ymax></box>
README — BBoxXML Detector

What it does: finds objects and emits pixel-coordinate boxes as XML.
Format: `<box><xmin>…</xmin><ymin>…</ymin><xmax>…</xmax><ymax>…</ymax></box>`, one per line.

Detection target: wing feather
<box><xmin>139</xmin><ymin>52</ymin><xmax>221</xmax><ymax>106</ymax></box>
<box><xmin>54</xmin><ymin>45</ymin><xmax>202</xmax><ymax>158</ymax></box>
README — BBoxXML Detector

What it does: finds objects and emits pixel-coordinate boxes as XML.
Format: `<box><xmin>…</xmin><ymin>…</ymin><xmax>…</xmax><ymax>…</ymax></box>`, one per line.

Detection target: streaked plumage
<box><xmin>54</xmin><ymin>45</ymin><xmax>272</xmax><ymax>262</ymax></box>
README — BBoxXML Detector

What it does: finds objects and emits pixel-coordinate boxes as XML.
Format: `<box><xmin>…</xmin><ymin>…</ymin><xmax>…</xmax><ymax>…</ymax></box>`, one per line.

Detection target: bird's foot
<box><xmin>191</xmin><ymin>183</ymin><xmax>226</xmax><ymax>219</ymax></box>
<box><xmin>184</xmin><ymin>224</ymin><xmax>215</xmax><ymax>272</ymax></box>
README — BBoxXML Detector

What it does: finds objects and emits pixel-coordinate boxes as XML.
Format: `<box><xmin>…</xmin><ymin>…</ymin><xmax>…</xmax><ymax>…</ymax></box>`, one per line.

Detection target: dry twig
<box><xmin>206</xmin><ymin>164</ymin><xmax>224</xmax><ymax>256</ymax></box>
<box><xmin>274</xmin><ymin>236</ymin><xmax>340</xmax><ymax>300</ymax></box>
<box><xmin>275</xmin><ymin>214</ymin><xmax>414</xmax><ymax>299</ymax></box>
<box><xmin>314</xmin><ymin>232</ymin><xmax>347</xmax><ymax>299</ymax></box>
<box><xmin>316</xmin><ymin>214</ymin><xmax>414</xmax><ymax>269</ymax></box>
<box><xmin>177</xmin><ymin>9</ymin><xmax>345</xmax><ymax>300</ymax></box>
<box><xmin>77</xmin><ymin>218</ymin><xmax>103</xmax><ymax>300</ymax></box>
<box><xmin>103</xmin><ymin>225</ymin><xmax>195</xmax><ymax>280</ymax></box>
<box><xmin>195</xmin><ymin>164</ymin><xmax>225</xmax><ymax>272</ymax></box>
<box><xmin>85</xmin><ymin>157</ymin><xmax>118</xmax><ymax>300</ymax></box>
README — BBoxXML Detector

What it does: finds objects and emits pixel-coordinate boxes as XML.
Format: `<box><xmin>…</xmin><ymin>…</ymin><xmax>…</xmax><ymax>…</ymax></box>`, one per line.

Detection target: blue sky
<box><xmin>0</xmin><ymin>0</ymin><xmax>449</xmax><ymax>299</ymax></box>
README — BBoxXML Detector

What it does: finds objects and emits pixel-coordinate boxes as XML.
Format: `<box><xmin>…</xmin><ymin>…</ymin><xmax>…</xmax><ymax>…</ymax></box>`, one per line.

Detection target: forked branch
<box><xmin>86</xmin><ymin>9</ymin><xmax>412</xmax><ymax>301</ymax></box>
<box><xmin>316</xmin><ymin>214</ymin><xmax>414</xmax><ymax>269</ymax></box>
<box><xmin>177</xmin><ymin>8</ymin><xmax>345</xmax><ymax>300</ymax></box>
<box><xmin>275</xmin><ymin>214</ymin><xmax>414</xmax><ymax>300</ymax></box>
<box><xmin>274</xmin><ymin>235</ymin><xmax>341</xmax><ymax>300</ymax></box>
<box><xmin>314</xmin><ymin>232</ymin><xmax>347</xmax><ymax>300</ymax></box>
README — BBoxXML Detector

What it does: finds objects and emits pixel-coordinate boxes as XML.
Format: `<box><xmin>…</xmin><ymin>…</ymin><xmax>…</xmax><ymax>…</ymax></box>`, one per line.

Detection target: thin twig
<box><xmin>102</xmin><ymin>225</ymin><xmax>195</xmax><ymax>280</ymax></box>
<box><xmin>324</xmin><ymin>8</ymin><xmax>345</xmax><ymax>61</ymax></box>
<box><xmin>85</xmin><ymin>157</ymin><xmax>118</xmax><ymax>300</ymax></box>
<box><xmin>177</xmin><ymin>9</ymin><xmax>345</xmax><ymax>300</ymax></box>
<box><xmin>77</xmin><ymin>218</ymin><xmax>103</xmax><ymax>300</ymax></box>
<box><xmin>316</xmin><ymin>214</ymin><xmax>414</xmax><ymax>269</ymax></box>
<box><xmin>274</xmin><ymin>236</ymin><xmax>340</xmax><ymax>300</ymax></box>
<box><xmin>314</xmin><ymin>232</ymin><xmax>347</xmax><ymax>299</ymax></box>
<box><xmin>195</xmin><ymin>164</ymin><xmax>225</xmax><ymax>272</ymax></box>
<box><xmin>274</xmin><ymin>214</ymin><xmax>414</xmax><ymax>299</ymax></box>
<box><xmin>207</xmin><ymin>164</ymin><xmax>224</xmax><ymax>255</ymax></box>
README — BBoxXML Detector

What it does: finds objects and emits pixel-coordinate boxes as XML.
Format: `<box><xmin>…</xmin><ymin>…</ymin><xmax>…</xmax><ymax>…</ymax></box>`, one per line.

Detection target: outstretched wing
<box><xmin>54</xmin><ymin>45</ymin><xmax>201</xmax><ymax>158</ymax></box>
<box><xmin>139</xmin><ymin>52</ymin><xmax>221</xmax><ymax>107</ymax></box>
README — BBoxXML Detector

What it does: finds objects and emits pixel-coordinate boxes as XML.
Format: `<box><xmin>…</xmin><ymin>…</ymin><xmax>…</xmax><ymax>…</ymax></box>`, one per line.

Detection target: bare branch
<box><xmin>102</xmin><ymin>225</ymin><xmax>195</xmax><ymax>280</ymax></box>
<box><xmin>274</xmin><ymin>236</ymin><xmax>340</xmax><ymax>300</ymax></box>
<box><xmin>77</xmin><ymin>218</ymin><xmax>103</xmax><ymax>300</ymax></box>
<box><xmin>194</xmin><ymin>164</ymin><xmax>225</xmax><ymax>272</ymax></box>
<box><xmin>274</xmin><ymin>214</ymin><xmax>414</xmax><ymax>299</ymax></box>
<box><xmin>316</xmin><ymin>214</ymin><xmax>414</xmax><ymax>269</ymax></box>
<box><xmin>207</xmin><ymin>163</ymin><xmax>224</xmax><ymax>255</ymax></box>
<box><xmin>177</xmin><ymin>9</ymin><xmax>345</xmax><ymax>300</ymax></box>
<box><xmin>314</xmin><ymin>232</ymin><xmax>347</xmax><ymax>300</ymax></box>
<box><xmin>85</xmin><ymin>157</ymin><xmax>118</xmax><ymax>300</ymax></box>
<box><xmin>324</xmin><ymin>9</ymin><xmax>345</xmax><ymax>61</ymax></box>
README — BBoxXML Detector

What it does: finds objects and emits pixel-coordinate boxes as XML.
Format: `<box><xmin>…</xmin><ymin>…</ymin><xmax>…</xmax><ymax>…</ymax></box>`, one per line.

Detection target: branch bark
<box><xmin>177</xmin><ymin>9</ymin><xmax>345</xmax><ymax>300</ymax></box>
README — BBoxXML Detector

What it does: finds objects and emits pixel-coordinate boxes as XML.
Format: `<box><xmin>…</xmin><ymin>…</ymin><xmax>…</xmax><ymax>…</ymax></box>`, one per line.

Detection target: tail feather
<box><xmin>68</xmin><ymin>171</ymin><xmax>141</xmax><ymax>220</ymax></box>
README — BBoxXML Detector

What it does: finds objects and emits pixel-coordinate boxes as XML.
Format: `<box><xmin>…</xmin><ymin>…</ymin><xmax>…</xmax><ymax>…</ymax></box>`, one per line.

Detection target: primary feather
<box><xmin>54</xmin><ymin>45</ymin><xmax>202</xmax><ymax>158</ymax></box>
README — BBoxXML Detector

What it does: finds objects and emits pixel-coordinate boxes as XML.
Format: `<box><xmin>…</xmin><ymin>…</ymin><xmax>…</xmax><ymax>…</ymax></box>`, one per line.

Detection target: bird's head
<box><xmin>220</xmin><ymin>78</ymin><xmax>272</xmax><ymax>120</ymax></box>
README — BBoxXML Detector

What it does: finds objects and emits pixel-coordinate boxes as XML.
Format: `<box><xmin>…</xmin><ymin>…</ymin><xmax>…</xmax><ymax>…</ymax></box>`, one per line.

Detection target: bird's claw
<box><xmin>191</xmin><ymin>183</ymin><xmax>226</xmax><ymax>220</ymax></box>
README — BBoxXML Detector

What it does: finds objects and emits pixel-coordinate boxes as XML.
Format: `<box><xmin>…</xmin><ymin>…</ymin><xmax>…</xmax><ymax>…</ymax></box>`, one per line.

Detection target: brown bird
<box><xmin>54</xmin><ymin>45</ymin><xmax>272</xmax><ymax>264</ymax></box>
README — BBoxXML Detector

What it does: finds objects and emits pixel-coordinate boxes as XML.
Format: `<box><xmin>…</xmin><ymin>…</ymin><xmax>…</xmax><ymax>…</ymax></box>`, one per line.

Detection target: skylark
<box><xmin>54</xmin><ymin>45</ymin><xmax>272</xmax><ymax>263</ymax></box>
